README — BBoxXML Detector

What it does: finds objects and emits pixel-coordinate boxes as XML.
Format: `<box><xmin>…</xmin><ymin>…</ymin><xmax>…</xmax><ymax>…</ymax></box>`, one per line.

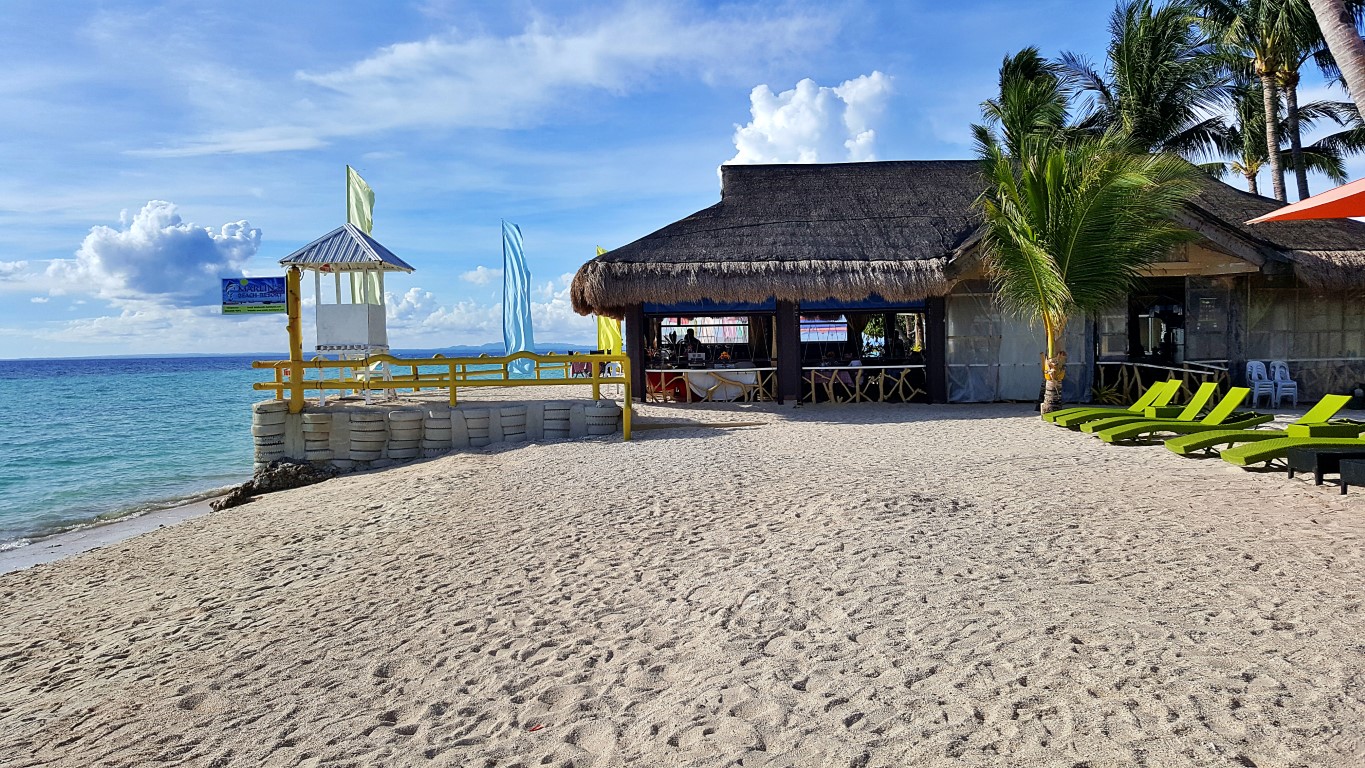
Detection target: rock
<box><xmin>211</xmin><ymin>459</ymin><xmax>340</xmax><ymax>511</ymax></box>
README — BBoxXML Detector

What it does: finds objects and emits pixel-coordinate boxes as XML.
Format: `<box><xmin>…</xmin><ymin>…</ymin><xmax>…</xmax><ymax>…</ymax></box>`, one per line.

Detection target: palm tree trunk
<box><xmin>1284</xmin><ymin>78</ymin><xmax>1311</xmax><ymax>201</ymax></box>
<box><xmin>1260</xmin><ymin>70</ymin><xmax>1287</xmax><ymax>202</ymax></box>
<box><xmin>1245</xmin><ymin>170</ymin><xmax>1259</xmax><ymax>195</ymax></box>
<box><xmin>1309</xmin><ymin>0</ymin><xmax>1365</xmax><ymax>114</ymax></box>
<box><xmin>1039</xmin><ymin>319</ymin><xmax>1067</xmax><ymax>413</ymax></box>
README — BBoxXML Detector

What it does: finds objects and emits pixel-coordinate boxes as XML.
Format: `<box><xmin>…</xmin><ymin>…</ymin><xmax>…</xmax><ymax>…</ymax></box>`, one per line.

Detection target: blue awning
<box><xmin>644</xmin><ymin>298</ymin><xmax>777</xmax><ymax>314</ymax></box>
<box><xmin>800</xmin><ymin>295</ymin><xmax>925</xmax><ymax>312</ymax></box>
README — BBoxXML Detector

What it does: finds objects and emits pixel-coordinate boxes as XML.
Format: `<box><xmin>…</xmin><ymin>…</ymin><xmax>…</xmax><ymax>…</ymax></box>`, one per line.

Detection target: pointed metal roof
<box><xmin>279</xmin><ymin>223</ymin><xmax>415</xmax><ymax>272</ymax></box>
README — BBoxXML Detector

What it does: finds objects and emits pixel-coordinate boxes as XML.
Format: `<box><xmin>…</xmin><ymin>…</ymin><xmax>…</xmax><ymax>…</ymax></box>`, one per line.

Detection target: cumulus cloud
<box><xmin>461</xmin><ymin>266</ymin><xmax>503</xmax><ymax>285</ymax></box>
<box><xmin>134</xmin><ymin>3</ymin><xmax>835</xmax><ymax>156</ymax></box>
<box><xmin>382</xmin><ymin>276</ymin><xmax>593</xmax><ymax>346</ymax></box>
<box><xmin>727</xmin><ymin>72</ymin><xmax>892</xmax><ymax>166</ymax></box>
<box><xmin>46</xmin><ymin>201</ymin><xmax>261</xmax><ymax>304</ymax></box>
<box><xmin>0</xmin><ymin>260</ymin><xmax>29</xmax><ymax>278</ymax></box>
<box><xmin>29</xmin><ymin>296</ymin><xmax>48</xmax><ymax>303</ymax></box>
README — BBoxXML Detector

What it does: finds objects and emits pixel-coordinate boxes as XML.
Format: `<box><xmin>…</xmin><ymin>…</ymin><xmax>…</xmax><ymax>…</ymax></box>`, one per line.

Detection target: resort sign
<box><xmin>222</xmin><ymin>277</ymin><xmax>287</xmax><ymax>314</ymax></box>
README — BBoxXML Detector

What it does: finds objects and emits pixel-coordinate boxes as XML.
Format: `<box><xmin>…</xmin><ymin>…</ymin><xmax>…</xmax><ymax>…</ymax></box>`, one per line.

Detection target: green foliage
<box><xmin>1061</xmin><ymin>0</ymin><xmax>1229</xmax><ymax>159</ymax></box>
<box><xmin>975</xmin><ymin>125</ymin><xmax>1201</xmax><ymax>339</ymax></box>
<box><xmin>1091</xmin><ymin>382</ymin><xmax>1128</xmax><ymax>405</ymax></box>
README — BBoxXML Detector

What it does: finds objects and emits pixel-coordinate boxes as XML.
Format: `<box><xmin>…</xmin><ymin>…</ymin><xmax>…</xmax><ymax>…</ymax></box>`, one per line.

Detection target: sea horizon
<box><xmin>0</xmin><ymin>346</ymin><xmax>600</xmax><ymax>550</ymax></box>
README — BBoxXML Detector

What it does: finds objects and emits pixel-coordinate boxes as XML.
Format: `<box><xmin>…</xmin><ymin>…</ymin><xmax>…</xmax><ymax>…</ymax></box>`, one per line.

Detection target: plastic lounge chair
<box><xmin>1093</xmin><ymin>387</ymin><xmax>1272</xmax><ymax>444</ymax></box>
<box><xmin>1164</xmin><ymin>394</ymin><xmax>1355</xmax><ymax>456</ymax></box>
<box><xmin>1222</xmin><ymin>436</ymin><xmax>1365</xmax><ymax>468</ymax></box>
<box><xmin>1270</xmin><ymin>360</ymin><xmax>1298</xmax><ymax>408</ymax></box>
<box><xmin>1246</xmin><ymin>361</ymin><xmax>1275</xmax><ymax>409</ymax></box>
<box><xmin>1079</xmin><ymin>382</ymin><xmax>1218</xmax><ymax>434</ymax></box>
<box><xmin>1049</xmin><ymin>381</ymin><xmax>1180</xmax><ymax>428</ymax></box>
<box><xmin>1042</xmin><ymin>379</ymin><xmax>1173</xmax><ymax>424</ymax></box>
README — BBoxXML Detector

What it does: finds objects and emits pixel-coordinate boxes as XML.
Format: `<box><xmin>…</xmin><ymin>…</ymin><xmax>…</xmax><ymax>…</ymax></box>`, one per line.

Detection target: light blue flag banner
<box><xmin>502</xmin><ymin>220</ymin><xmax>536</xmax><ymax>377</ymax></box>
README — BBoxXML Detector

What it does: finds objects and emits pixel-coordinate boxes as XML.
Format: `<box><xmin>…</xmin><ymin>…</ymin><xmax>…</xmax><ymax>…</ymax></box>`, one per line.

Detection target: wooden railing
<box><xmin>1094</xmin><ymin>360</ymin><xmax>1230</xmax><ymax>403</ymax></box>
<box><xmin>252</xmin><ymin>351</ymin><xmax>632</xmax><ymax>439</ymax></box>
<box><xmin>803</xmin><ymin>365</ymin><xmax>929</xmax><ymax>404</ymax></box>
<box><xmin>645</xmin><ymin>367</ymin><xmax>778</xmax><ymax>403</ymax></box>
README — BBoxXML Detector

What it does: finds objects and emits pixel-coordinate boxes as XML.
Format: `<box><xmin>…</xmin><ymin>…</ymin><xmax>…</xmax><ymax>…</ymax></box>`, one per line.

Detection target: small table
<box><xmin>1340</xmin><ymin>460</ymin><xmax>1365</xmax><ymax>495</ymax></box>
<box><xmin>1286</xmin><ymin>447</ymin><xmax>1365</xmax><ymax>492</ymax></box>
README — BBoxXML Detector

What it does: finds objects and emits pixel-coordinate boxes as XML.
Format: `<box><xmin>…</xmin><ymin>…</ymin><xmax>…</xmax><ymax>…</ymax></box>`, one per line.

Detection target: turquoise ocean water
<box><xmin>0</xmin><ymin>350</ymin><xmax>576</xmax><ymax>550</ymax></box>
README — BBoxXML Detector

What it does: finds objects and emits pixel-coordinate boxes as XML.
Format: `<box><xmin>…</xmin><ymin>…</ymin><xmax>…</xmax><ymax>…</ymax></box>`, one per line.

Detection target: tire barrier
<box><xmin>249</xmin><ymin>399</ymin><xmax>623</xmax><ymax>472</ymax></box>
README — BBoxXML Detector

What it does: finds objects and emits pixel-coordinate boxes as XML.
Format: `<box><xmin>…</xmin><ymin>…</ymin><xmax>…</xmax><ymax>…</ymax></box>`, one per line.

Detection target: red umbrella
<box><xmin>1246</xmin><ymin>177</ymin><xmax>1365</xmax><ymax>223</ymax></box>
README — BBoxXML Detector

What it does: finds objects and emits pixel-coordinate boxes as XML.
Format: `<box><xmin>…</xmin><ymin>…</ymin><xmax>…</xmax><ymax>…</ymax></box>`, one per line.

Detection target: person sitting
<box><xmin>681</xmin><ymin>329</ymin><xmax>702</xmax><ymax>355</ymax></box>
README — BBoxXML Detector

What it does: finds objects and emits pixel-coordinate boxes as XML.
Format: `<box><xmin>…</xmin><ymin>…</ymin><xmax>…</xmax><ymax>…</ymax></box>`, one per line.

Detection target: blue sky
<box><xmin>0</xmin><ymin>0</ymin><xmax>1350</xmax><ymax>358</ymax></box>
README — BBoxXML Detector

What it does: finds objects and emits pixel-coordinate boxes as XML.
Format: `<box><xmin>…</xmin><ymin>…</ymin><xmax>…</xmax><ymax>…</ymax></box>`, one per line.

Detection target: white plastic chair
<box><xmin>1270</xmin><ymin>360</ymin><xmax>1298</xmax><ymax>408</ymax></box>
<box><xmin>1246</xmin><ymin>361</ymin><xmax>1276</xmax><ymax>408</ymax></box>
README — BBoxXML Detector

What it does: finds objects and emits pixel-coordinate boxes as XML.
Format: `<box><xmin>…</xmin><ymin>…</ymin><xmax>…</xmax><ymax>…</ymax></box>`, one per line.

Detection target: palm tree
<box><xmin>1203</xmin><ymin>79</ymin><xmax>1352</xmax><ymax>191</ymax></box>
<box><xmin>1060</xmin><ymin>0</ymin><xmax>1229</xmax><ymax>159</ymax></box>
<box><xmin>1276</xmin><ymin>1</ymin><xmax>1364</xmax><ymax>198</ymax></box>
<box><xmin>973</xmin><ymin>54</ymin><xmax>1202</xmax><ymax>413</ymax></box>
<box><xmin>1308</xmin><ymin>0</ymin><xmax>1365</xmax><ymax>112</ymax></box>
<box><xmin>1197</xmin><ymin>0</ymin><xmax>1320</xmax><ymax>202</ymax></box>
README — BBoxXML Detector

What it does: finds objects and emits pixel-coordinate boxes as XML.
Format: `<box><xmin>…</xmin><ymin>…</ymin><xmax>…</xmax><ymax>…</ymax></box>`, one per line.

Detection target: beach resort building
<box><xmin>571</xmin><ymin>161</ymin><xmax>1365</xmax><ymax>405</ymax></box>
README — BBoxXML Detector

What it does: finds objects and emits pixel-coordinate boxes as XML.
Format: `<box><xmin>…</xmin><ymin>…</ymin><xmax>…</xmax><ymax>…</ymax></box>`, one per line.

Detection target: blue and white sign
<box><xmin>222</xmin><ymin>277</ymin><xmax>287</xmax><ymax>314</ymax></box>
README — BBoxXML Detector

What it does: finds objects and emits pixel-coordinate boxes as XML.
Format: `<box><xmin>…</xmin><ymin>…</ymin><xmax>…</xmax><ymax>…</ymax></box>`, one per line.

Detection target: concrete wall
<box><xmin>250</xmin><ymin>399</ymin><xmax>625</xmax><ymax>472</ymax></box>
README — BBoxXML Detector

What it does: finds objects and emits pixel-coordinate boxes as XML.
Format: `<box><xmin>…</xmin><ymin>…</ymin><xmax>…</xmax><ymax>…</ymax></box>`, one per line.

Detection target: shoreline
<box><xmin>0</xmin><ymin>499</ymin><xmax>216</xmax><ymax>575</ymax></box>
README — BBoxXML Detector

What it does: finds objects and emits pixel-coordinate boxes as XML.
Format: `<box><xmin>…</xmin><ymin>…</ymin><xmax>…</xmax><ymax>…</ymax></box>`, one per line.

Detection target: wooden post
<box><xmin>925</xmin><ymin>297</ymin><xmax>948</xmax><ymax>403</ymax></box>
<box><xmin>776</xmin><ymin>300</ymin><xmax>801</xmax><ymax>404</ymax></box>
<box><xmin>625</xmin><ymin>304</ymin><xmax>646</xmax><ymax>402</ymax></box>
<box><xmin>286</xmin><ymin>267</ymin><xmax>305</xmax><ymax>413</ymax></box>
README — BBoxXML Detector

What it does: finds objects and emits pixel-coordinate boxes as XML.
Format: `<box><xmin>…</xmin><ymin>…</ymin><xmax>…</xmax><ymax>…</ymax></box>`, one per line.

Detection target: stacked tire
<box><xmin>387</xmin><ymin>410</ymin><xmax>423</xmax><ymax>460</ymax></box>
<box><xmin>586</xmin><ymin>403</ymin><xmax>621</xmax><ymax>436</ymax></box>
<box><xmin>501</xmin><ymin>405</ymin><xmax>528</xmax><ymax>443</ymax></box>
<box><xmin>251</xmin><ymin>400</ymin><xmax>289</xmax><ymax>470</ymax></box>
<box><xmin>465</xmin><ymin>408</ymin><xmax>492</xmax><ymax>447</ymax></box>
<box><xmin>349</xmin><ymin>411</ymin><xmax>386</xmax><ymax>462</ymax></box>
<box><xmin>421</xmin><ymin>409</ymin><xmax>453</xmax><ymax>457</ymax></box>
<box><xmin>543</xmin><ymin>403</ymin><xmax>572</xmax><ymax>439</ymax></box>
<box><xmin>302</xmin><ymin>412</ymin><xmax>332</xmax><ymax>463</ymax></box>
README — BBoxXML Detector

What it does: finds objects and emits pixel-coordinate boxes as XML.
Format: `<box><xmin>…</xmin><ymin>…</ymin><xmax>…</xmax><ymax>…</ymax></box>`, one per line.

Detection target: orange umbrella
<box><xmin>1246</xmin><ymin>177</ymin><xmax>1365</xmax><ymax>223</ymax></box>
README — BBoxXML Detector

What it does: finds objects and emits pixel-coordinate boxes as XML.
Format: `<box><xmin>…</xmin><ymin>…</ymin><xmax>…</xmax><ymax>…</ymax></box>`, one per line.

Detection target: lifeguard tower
<box><xmin>279</xmin><ymin>223</ymin><xmax>415</xmax><ymax>355</ymax></box>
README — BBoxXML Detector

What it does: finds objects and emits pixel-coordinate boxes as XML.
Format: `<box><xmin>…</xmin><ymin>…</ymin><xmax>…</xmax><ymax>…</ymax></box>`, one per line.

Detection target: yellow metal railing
<box><xmin>252</xmin><ymin>351</ymin><xmax>632</xmax><ymax>440</ymax></box>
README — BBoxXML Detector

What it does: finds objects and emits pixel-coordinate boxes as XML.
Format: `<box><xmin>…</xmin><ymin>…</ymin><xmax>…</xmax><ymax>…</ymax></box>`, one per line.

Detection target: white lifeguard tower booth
<box><xmin>279</xmin><ymin>223</ymin><xmax>415</xmax><ymax>355</ymax></box>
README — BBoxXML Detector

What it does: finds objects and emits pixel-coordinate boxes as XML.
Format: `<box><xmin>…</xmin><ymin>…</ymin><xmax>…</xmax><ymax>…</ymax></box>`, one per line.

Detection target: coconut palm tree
<box><xmin>1197</xmin><ymin>0</ymin><xmax>1320</xmax><ymax>202</ymax></box>
<box><xmin>1204</xmin><ymin>79</ymin><xmax>1352</xmax><ymax>191</ymax></box>
<box><xmin>1060</xmin><ymin>0</ymin><xmax>1229</xmax><ymax>159</ymax></box>
<box><xmin>973</xmin><ymin>55</ymin><xmax>1202</xmax><ymax>413</ymax></box>
<box><xmin>1308</xmin><ymin>0</ymin><xmax>1365</xmax><ymax>111</ymax></box>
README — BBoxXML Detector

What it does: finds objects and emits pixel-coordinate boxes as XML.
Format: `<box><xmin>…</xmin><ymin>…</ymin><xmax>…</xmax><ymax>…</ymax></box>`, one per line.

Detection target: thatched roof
<box><xmin>572</xmin><ymin>161</ymin><xmax>982</xmax><ymax>317</ymax></box>
<box><xmin>1181</xmin><ymin>182</ymin><xmax>1365</xmax><ymax>289</ymax></box>
<box><xmin>572</xmin><ymin>161</ymin><xmax>1365</xmax><ymax>317</ymax></box>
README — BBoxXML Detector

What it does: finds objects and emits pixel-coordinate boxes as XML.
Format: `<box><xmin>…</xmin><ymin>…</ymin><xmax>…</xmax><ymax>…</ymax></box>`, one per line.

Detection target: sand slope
<box><xmin>2</xmin><ymin>400</ymin><xmax>1364</xmax><ymax>767</ymax></box>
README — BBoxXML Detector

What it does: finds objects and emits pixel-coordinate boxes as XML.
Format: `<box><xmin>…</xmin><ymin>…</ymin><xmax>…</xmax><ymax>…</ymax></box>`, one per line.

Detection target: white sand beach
<box><xmin>3</xmin><ymin>393</ymin><xmax>1364</xmax><ymax>767</ymax></box>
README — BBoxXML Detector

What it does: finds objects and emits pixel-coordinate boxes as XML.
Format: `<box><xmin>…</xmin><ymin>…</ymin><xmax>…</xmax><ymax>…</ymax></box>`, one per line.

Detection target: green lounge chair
<box><xmin>1222</xmin><ymin>436</ymin><xmax>1365</xmax><ymax>468</ymax></box>
<box><xmin>1093</xmin><ymin>387</ymin><xmax>1272</xmax><ymax>443</ymax></box>
<box><xmin>1079</xmin><ymin>381</ymin><xmax>1219</xmax><ymax>434</ymax></box>
<box><xmin>1041</xmin><ymin>380</ymin><xmax>1174</xmax><ymax>424</ymax></box>
<box><xmin>1049</xmin><ymin>381</ymin><xmax>1180</xmax><ymax>428</ymax></box>
<box><xmin>1164</xmin><ymin>394</ymin><xmax>1357</xmax><ymax>457</ymax></box>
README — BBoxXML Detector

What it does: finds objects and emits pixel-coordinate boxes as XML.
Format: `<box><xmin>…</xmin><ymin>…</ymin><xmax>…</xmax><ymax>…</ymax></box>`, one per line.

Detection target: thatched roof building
<box><xmin>572</xmin><ymin>161</ymin><xmax>1365</xmax><ymax>318</ymax></box>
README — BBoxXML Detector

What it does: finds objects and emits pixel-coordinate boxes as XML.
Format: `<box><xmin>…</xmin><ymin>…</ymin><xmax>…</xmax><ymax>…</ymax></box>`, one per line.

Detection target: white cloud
<box><xmin>133</xmin><ymin>3</ymin><xmax>835</xmax><ymax>156</ymax></box>
<box><xmin>381</xmin><ymin>275</ymin><xmax>593</xmax><ymax>346</ymax></box>
<box><xmin>726</xmin><ymin>72</ymin><xmax>892</xmax><ymax>166</ymax></box>
<box><xmin>23</xmin><ymin>300</ymin><xmax>286</xmax><ymax>354</ymax></box>
<box><xmin>0</xmin><ymin>260</ymin><xmax>29</xmax><ymax>278</ymax></box>
<box><xmin>29</xmin><ymin>296</ymin><xmax>48</xmax><ymax>304</ymax></box>
<box><xmin>461</xmin><ymin>265</ymin><xmax>503</xmax><ymax>285</ymax></box>
<box><xmin>45</xmin><ymin>201</ymin><xmax>261</xmax><ymax>304</ymax></box>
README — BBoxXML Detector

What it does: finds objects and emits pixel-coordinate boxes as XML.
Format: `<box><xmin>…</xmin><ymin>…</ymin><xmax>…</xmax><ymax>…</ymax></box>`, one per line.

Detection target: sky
<box><xmin>0</xmin><ymin>0</ymin><xmax>1353</xmax><ymax>359</ymax></box>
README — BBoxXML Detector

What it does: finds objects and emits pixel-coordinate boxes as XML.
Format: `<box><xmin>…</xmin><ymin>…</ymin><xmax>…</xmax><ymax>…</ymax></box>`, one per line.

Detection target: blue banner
<box><xmin>222</xmin><ymin>277</ymin><xmax>287</xmax><ymax>314</ymax></box>
<box><xmin>502</xmin><ymin>221</ymin><xmax>536</xmax><ymax>376</ymax></box>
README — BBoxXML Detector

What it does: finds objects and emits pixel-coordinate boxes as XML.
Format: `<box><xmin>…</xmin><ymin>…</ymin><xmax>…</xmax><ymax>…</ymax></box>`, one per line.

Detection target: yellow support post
<box><xmin>286</xmin><ymin>267</ymin><xmax>304</xmax><ymax>413</ymax></box>
<box><xmin>622</xmin><ymin>357</ymin><xmax>632</xmax><ymax>441</ymax></box>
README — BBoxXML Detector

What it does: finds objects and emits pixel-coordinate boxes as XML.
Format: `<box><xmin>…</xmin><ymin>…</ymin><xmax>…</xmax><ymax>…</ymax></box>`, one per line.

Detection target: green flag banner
<box><xmin>346</xmin><ymin>165</ymin><xmax>374</xmax><ymax>234</ymax></box>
